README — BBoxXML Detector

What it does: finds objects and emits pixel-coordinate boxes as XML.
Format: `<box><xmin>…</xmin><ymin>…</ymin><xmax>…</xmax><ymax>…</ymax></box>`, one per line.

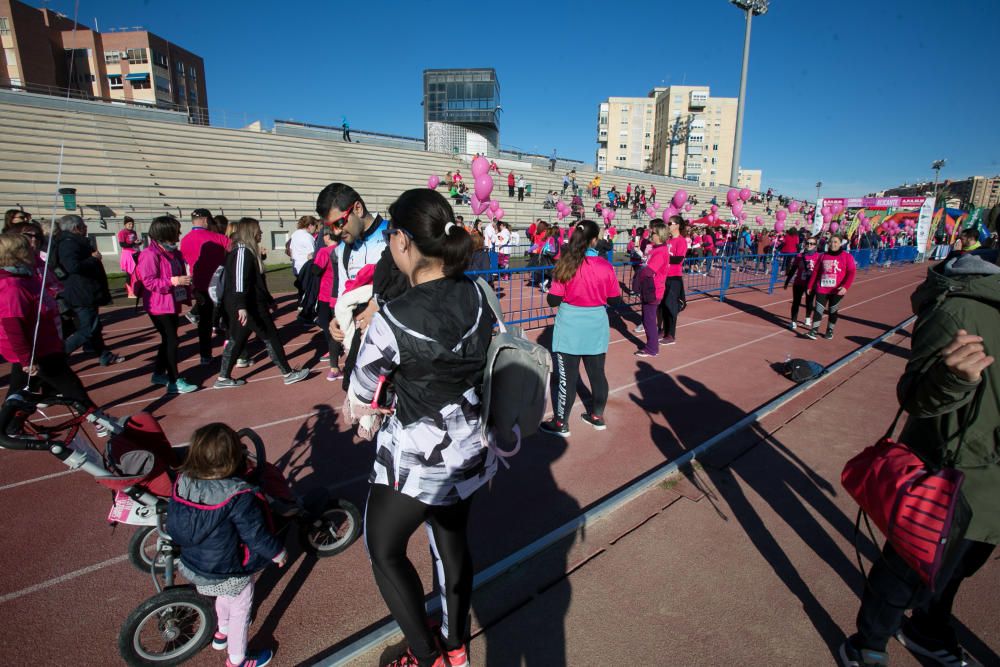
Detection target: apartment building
<box><xmin>885</xmin><ymin>175</ymin><xmax>1000</xmax><ymax>209</ymax></box>
<box><xmin>0</xmin><ymin>0</ymin><xmax>208</xmax><ymax>123</ymax></box>
<box><xmin>596</xmin><ymin>85</ymin><xmax>753</xmax><ymax>189</ymax></box>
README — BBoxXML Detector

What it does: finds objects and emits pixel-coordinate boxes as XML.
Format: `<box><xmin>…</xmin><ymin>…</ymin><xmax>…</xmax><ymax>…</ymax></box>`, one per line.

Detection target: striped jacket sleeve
<box><xmin>232</xmin><ymin>246</ymin><xmax>250</xmax><ymax>310</ymax></box>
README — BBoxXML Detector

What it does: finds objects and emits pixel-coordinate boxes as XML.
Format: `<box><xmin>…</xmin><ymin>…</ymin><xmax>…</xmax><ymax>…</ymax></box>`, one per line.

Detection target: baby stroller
<box><xmin>0</xmin><ymin>394</ymin><xmax>362</xmax><ymax>666</ymax></box>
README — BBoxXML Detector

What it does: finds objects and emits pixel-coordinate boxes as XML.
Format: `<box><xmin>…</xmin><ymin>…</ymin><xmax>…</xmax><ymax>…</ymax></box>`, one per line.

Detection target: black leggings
<box><xmin>365</xmin><ymin>484</ymin><xmax>474</xmax><ymax>663</ymax></box>
<box><xmin>148</xmin><ymin>313</ymin><xmax>180</xmax><ymax>381</ymax></box>
<box><xmin>219</xmin><ymin>309</ymin><xmax>291</xmax><ymax>378</ymax></box>
<box><xmin>551</xmin><ymin>351</ymin><xmax>608</xmax><ymax>422</ymax></box>
<box><xmin>314</xmin><ymin>301</ymin><xmax>344</xmax><ymax>366</ymax></box>
<box><xmin>660</xmin><ymin>277</ymin><xmax>684</xmax><ymax>338</ymax></box>
<box><xmin>6</xmin><ymin>353</ymin><xmax>93</xmax><ymax>406</ymax></box>
<box><xmin>193</xmin><ymin>290</ymin><xmax>216</xmax><ymax>359</ymax></box>
<box><xmin>812</xmin><ymin>292</ymin><xmax>844</xmax><ymax>328</ymax></box>
<box><xmin>790</xmin><ymin>283</ymin><xmax>815</xmax><ymax>323</ymax></box>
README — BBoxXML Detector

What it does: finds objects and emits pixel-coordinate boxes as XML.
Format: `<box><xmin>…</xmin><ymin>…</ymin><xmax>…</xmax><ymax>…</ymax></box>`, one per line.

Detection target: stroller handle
<box><xmin>237</xmin><ymin>428</ymin><xmax>267</xmax><ymax>486</ymax></box>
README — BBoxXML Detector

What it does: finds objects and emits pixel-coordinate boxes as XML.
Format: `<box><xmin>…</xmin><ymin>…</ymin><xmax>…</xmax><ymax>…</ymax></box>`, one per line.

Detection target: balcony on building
<box><xmin>689</xmin><ymin>91</ymin><xmax>708</xmax><ymax>109</ymax></box>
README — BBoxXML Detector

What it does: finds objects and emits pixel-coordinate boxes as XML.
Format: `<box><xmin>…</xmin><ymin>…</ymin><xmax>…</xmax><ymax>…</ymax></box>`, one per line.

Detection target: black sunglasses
<box><xmin>382</xmin><ymin>226</ymin><xmax>413</xmax><ymax>244</ymax></box>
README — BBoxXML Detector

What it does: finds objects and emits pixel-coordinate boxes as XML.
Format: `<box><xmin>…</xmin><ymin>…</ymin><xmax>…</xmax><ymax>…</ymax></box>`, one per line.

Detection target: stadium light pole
<box><xmin>729</xmin><ymin>0</ymin><xmax>768</xmax><ymax>188</ymax></box>
<box><xmin>931</xmin><ymin>159</ymin><xmax>946</xmax><ymax>199</ymax></box>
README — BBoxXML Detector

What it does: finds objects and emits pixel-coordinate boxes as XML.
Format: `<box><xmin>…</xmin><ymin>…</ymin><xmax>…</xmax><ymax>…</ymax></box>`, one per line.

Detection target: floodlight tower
<box><xmin>931</xmin><ymin>159</ymin><xmax>946</xmax><ymax>199</ymax></box>
<box><xmin>729</xmin><ymin>0</ymin><xmax>769</xmax><ymax>188</ymax></box>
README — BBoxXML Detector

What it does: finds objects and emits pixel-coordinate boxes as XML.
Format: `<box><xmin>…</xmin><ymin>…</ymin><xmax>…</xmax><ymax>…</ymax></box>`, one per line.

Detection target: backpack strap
<box><xmin>475</xmin><ymin>278</ymin><xmax>507</xmax><ymax>334</ymax></box>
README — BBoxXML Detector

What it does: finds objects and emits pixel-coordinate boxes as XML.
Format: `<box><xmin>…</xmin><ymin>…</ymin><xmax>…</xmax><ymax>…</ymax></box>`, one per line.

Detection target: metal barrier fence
<box><xmin>466</xmin><ymin>246</ymin><xmax>920</xmax><ymax>330</ymax></box>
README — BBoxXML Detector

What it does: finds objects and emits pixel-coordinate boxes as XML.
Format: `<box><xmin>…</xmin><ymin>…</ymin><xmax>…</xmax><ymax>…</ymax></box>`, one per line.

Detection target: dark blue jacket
<box><xmin>166</xmin><ymin>474</ymin><xmax>284</xmax><ymax>581</ymax></box>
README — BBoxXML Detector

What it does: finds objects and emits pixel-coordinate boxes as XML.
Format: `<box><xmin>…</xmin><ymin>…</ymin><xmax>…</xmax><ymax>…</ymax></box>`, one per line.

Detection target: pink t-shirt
<box><xmin>666</xmin><ymin>237</ymin><xmax>688</xmax><ymax>278</ymax></box>
<box><xmin>645</xmin><ymin>244</ymin><xmax>670</xmax><ymax>301</ymax></box>
<box><xmin>314</xmin><ymin>244</ymin><xmax>338</xmax><ymax>304</ymax></box>
<box><xmin>0</xmin><ymin>271</ymin><xmax>62</xmax><ymax>364</ymax></box>
<box><xmin>549</xmin><ymin>256</ymin><xmax>621</xmax><ymax>307</ymax></box>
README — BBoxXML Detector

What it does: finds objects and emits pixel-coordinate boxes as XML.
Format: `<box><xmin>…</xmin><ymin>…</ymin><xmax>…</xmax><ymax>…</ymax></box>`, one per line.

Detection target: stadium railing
<box><xmin>465</xmin><ymin>246</ymin><xmax>920</xmax><ymax>330</ymax></box>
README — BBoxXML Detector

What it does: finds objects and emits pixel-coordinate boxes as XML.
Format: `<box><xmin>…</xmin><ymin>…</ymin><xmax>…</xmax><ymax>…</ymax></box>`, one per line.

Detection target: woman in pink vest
<box><xmin>137</xmin><ymin>216</ymin><xmax>196</xmax><ymax>393</ymax></box>
<box><xmin>117</xmin><ymin>216</ymin><xmax>142</xmax><ymax>297</ymax></box>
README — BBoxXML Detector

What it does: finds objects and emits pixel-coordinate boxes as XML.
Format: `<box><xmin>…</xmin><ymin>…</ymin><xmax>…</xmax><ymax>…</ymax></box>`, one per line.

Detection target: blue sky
<box><xmin>48</xmin><ymin>0</ymin><xmax>999</xmax><ymax>201</ymax></box>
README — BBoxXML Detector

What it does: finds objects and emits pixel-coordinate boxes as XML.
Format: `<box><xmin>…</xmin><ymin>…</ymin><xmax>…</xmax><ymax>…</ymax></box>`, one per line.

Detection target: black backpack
<box><xmin>785</xmin><ymin>358</ymin><xmax>825</xmax><ymax>383</ymax></box>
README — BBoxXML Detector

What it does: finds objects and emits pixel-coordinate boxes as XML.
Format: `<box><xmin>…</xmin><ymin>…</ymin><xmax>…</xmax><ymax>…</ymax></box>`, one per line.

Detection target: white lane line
<box><xmin>0</xmin><ymin>469</ymin><xmax>75</xmax><ymax>491</ymax></box>
<box><xmin>0</xmin><ymin>555</ymin><xmax>129</xmax><ymax>604</ymax></box>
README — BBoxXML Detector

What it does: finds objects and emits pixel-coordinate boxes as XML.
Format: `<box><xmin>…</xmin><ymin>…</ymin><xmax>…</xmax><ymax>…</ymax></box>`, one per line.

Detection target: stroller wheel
<box><xmin>119</xmin><ymin>586</ymin><xmax>215</xmax><ymax>666</ymax></box>
<box><xmin>128</xmin><ymin>526</ymin><xmax>168</xmax><ymax>575</ymax></box>
<box><xmin>300</xmin><ymin>498</ymin><xmax>362</xmax><ymax>557</ymax></box>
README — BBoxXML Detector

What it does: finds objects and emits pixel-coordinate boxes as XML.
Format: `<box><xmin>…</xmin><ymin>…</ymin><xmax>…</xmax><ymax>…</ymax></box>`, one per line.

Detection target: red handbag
<box><xmin>841</xmin><ymin>380</ymin><xmax>982</xmax><ymax>590</ymax></box>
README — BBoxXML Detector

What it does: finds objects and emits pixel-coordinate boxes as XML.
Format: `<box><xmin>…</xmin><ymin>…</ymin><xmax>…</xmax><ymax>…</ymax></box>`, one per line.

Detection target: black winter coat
<box><xmin>55</xmin><ymin>233</ymin><xmax>111</xmax><ymax>307</ymax></box>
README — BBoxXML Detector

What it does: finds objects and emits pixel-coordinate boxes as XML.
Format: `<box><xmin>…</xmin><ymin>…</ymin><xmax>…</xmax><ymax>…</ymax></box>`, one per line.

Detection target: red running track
<box><xmin>0</xmin><ymin>262</ymin><xmax>928</xmax><ymax>665</ymax></box>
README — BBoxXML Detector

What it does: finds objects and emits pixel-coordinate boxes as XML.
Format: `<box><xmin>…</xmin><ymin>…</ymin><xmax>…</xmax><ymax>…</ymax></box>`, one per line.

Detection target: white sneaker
<box><xmin>789</xmin><ymin>322</ymin><xmax>797</xmax><ymax>330</ymax></box>
<box><xmin>634</xmin><ymin>324</ymin><xmax>645</xmax><ymax>334</ymax></box>
<box><xmin>804</xmin><ymin>318</ymin><xmax>813</xmax><ymax>328</ymax></box>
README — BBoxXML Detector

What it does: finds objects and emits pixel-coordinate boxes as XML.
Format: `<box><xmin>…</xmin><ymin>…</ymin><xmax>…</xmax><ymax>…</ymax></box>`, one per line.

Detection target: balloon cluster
<box><xmin>725</xmin><ymin>187</ymin><xmax>751</xmax><ymax>225</ymax></box>
<box><xmin>456</xmin><ymin>156</ymin><xmax>503</xmax><ymax>221</ymax></box>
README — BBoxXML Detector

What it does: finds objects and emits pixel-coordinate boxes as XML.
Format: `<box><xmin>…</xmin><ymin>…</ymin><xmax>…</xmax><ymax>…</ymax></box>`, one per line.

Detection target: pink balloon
<box><xmin>474</xmin><ymin>174</ymin><xmax>493</xmax><ymax>201</ymax></box>
<box><xmin>726</xmin><ymin>189</ymin><xmax>739</xmax><ymax>206</ymax></box>
<box><xmin>775</xmin><ymin>209</ymin><xmax>787</xmax><ymax>222</ymax></box>
<box><xmin>739</xmin><ymin>188</ymin><xmax>752</xmax><ymax>201</ymax></box>
<box><xmin>821</xmin><ymin>206</ymin><xmax>831</xmax><ymax>217</ymax></box>
<box><xmin>672</xmin><ymin>189</ymin><xmax>688</xmax><ymax>208</ymax></box>
<box><xmin>788</xmin><ymin>201</ymin><xmax>801</xmax><ymax>213</ymax></box>
<box><xmin>684</xmin><ymin>204</ymin><xmax>692</xmax><ymax>212</ymax></box>
<box><xmin>471</xmin><ymin>155</ymin><xmax>489</xmax><ymax>178</ymax></box>
<box><xmin>489</xmin><ymin>200</ymin><xmax>500</xmax><ymax>213</ymax></box>
<box><xmin>495</xmin><ymin>208</ymin><xmax>505</xmax><ymax>221</ymax></box>
<box><xmin>707</xmin><ymin>214</ymin><xmax>716</xmax><ymax>224</ymax></box>
<box><xmin>608</xmin><ymin>209</ymin><xmax>616</xmax><ymax>221</ymax></box>
<box><xmin>755</xmin><ymin>216</ymin><xmax>763</xmax><ymax>225</ymax></box>
<box><xmin>831</xmin><ymin>204</ymin><xmax>844</xmax><ymax>216</ymax></box>
<box><xmin>645</xmin><ymin>207</ymin><xmax>656</xmax><ymax>217</ymax></box>
<box><xmin>774</xmin><ymin>220</ymin><xmax>785</xmax><ymax>233</ymax></box>
<box><xmin>710</xmin><ymin>204</ymin><xmax>718</xmax><ymax>214</ymax></box>
<box><xmin>830</xmin><ymin>222</ymin><xmax>840</xmax><ymax>232</ymax></box>
<box><xmin>731</xmin><ymin>201</ymin><xmax>743</xmax><ymax>216</ymax></box>
<box><xmin>557</xmin><ymin>210</ymin><xmax>566</xmax><ymax>220</ymax></box>
<box><xmin>427</xmin><ymin>175</ymin><xmax>440</xmax><ymax>189</ymax></box>
<box><xmin>739</xmin><ymin>212</ymin><xmax>747</xmax><ymax>221</ymax></box>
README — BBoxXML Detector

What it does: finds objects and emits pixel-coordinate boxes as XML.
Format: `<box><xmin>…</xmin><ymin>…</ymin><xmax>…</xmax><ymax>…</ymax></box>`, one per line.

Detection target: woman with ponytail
<box><xmin>659</xmin><ymin>215</ymin><xmax>689</xmax><ymax>345</ymax></box>
<box><xmin>539</xmin><ymin>219</ymin><xmax>622</xmax><ymax>437</ymax></box>
<box><xmin>345</xmin><ymin>188</ymin><xmax>496</xmax><ymax>667</ymax></box>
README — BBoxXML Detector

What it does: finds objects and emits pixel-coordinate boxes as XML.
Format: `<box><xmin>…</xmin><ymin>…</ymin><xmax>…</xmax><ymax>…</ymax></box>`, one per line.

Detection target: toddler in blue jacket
<box><xmin>167</xmin><ymin>423</ymin><xmax>286</xmax><ymax>667</ymax></box>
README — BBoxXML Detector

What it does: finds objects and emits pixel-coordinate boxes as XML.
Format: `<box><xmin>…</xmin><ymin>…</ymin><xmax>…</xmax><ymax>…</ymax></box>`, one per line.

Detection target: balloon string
<box><xmin>24</xmin><ymin>0</ymin><xmax>82</xmax><ymax>390</ymax></box>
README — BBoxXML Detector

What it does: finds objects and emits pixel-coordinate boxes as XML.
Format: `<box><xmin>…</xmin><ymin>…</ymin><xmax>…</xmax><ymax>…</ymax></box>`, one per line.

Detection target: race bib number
<box><xmin>108</xmin><ymin>491</ymin><xmax>158</xmax><ymax>525</ymax></box>
<box><xmin>820</xmin><ymin>275</ymin><xmax>837</xmax><ymax>289</ymax></box>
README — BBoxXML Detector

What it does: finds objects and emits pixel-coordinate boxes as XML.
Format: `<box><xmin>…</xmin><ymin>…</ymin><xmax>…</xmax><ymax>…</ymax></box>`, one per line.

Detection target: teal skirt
<box><xmin>552</xmin><ymin>303</ymin><xmax>610</xmax><ymax>355</ymax></box>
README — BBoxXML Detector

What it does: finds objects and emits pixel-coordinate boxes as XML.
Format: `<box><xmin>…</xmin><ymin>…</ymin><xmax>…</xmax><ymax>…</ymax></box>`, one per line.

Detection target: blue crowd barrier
<box><xmin>466</xmin><ymin>247</ymin><xmax>919</xmax><ymax>330</ymax></box>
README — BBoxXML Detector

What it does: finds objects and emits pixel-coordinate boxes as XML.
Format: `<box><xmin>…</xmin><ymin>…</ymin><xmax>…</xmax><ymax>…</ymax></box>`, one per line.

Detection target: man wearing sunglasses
<box><xmin>315</xmin><ymin>183</ymin><xmax>389</xmax><ymax>341</ymax></box>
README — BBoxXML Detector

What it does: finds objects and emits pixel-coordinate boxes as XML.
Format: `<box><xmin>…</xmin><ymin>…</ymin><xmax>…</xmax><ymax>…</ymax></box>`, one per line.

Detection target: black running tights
<box><xmin>149</xmin><ymin>313</ymin><xmax>180</xmax><ymax>381</ymax></box>
<box><xmin>6</xmin><ymin>353</ymin><xmax>92</xmax><ymax>407</ymax></box>
<box><xmin>551</xmin><ymin>352</ymin><xmax>608</xmax><ymax>422</ymax></box>
<box><xmin>790</xmin><ymin>283</ymin><xmax>815</xmax><ymax>323</ymax></box>
<box><xmin>812</xmin><ymin>292</ymin><xmax>844</xmax><ymax>328</ymax></box>
<box><xmin>365</xmin><ymin>484</ymin><xmax>474</xmax><ymax>665</ymax></box>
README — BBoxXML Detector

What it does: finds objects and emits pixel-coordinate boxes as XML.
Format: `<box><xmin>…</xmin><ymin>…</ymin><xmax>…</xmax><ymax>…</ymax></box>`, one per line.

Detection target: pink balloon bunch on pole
<box><xmin>470</xmin><ymin>156</ymin><xmax>494</xmax><ymax>215</ymax></box>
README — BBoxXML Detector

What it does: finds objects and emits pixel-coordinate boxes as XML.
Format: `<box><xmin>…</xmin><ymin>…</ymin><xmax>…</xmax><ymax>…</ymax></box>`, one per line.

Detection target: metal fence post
<box><xmin>768</xmin><ymin>254</ymin><xmax>780</xmax><ymax>294</ymax></box>
<box><xmin>720</xmin><ymin>258</ymin><xmax>731</xmax><ymax>302</ymax></box>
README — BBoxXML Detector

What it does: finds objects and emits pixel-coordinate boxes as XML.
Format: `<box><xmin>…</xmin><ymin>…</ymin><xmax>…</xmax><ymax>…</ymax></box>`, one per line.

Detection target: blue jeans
<box><xmin>64</xmin><ymin>306</ymin><xmax>108</xmax><ymax>358</ymax></box>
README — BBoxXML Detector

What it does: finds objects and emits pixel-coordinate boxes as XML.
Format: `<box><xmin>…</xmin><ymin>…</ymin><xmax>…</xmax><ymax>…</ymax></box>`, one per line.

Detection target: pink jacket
<box><xmin>808</xmin><ymin>250</ymin><xmax>856</xmax><ymax>295</ymax></box>
<box><xmin>645</xmin><ymin>244</ymin><xmax>670</xmax><ymax>301</ymax></box>
<box><xmin>138</xmin><ymin>243</ymin><xmax>191</xmax><ymax>315</ymax></box>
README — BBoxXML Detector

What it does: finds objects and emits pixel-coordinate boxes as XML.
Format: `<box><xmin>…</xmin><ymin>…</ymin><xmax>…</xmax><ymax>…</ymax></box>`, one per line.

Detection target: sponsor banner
<box><xmin>817</xmin><ymin>196</ymin><xmax>926</xmax><ymax>209</ymax></box>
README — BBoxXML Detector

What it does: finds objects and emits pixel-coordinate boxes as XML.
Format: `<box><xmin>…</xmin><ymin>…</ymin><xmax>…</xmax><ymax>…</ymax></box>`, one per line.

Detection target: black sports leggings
<box><xmin>660</xmin><ymin>277</ymin><xmax>684</xmax><ymax>338</ymax></box>
<box><xmin>790</xmin><ymin>283</ymin><xmax>815</xmax><ymax>323</ymax></box>
<box><xmin>6</xmin><ymin>353</ymin><xmax>92</xmax><ymax>406</ymax></box>
<box><xmin>148</xmin><ymin>313</ymin><xmax>180</xmax><ymax>381</ymax></box>
<box><xmin>551</xmin><ymin>352</ymin><xmax>608</xmax><ymax>422</ymax></box>
<box><xmin>220</xmin><ymin>309</ymin><xmax>291</xmax><ymax>377</ymax></box>
<box><xmin>365</xmin><ymin>484</ymin><xmax>474</xmax><ymax>663</ymax></box>
<box><xmin>812</xmin><ymin>292</ymin><xmax>844</xmax><ymax>327</ymax></box>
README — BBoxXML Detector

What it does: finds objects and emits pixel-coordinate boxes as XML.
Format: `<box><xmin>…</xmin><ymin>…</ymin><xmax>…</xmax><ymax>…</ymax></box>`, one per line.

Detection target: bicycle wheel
<box><xmin>128</xmin><ymin>526</ymin><xmax>167</xmax><ymax>575</ymax></box>
<box><xmin>300</xmin><ymin>498</ymin><xmax>362</xmax><ymax>558</ymax></box>
<box><xmin>118</xmin><ymin>586</ymin><xmax>215</xmax><ymax>666</ymax></box>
